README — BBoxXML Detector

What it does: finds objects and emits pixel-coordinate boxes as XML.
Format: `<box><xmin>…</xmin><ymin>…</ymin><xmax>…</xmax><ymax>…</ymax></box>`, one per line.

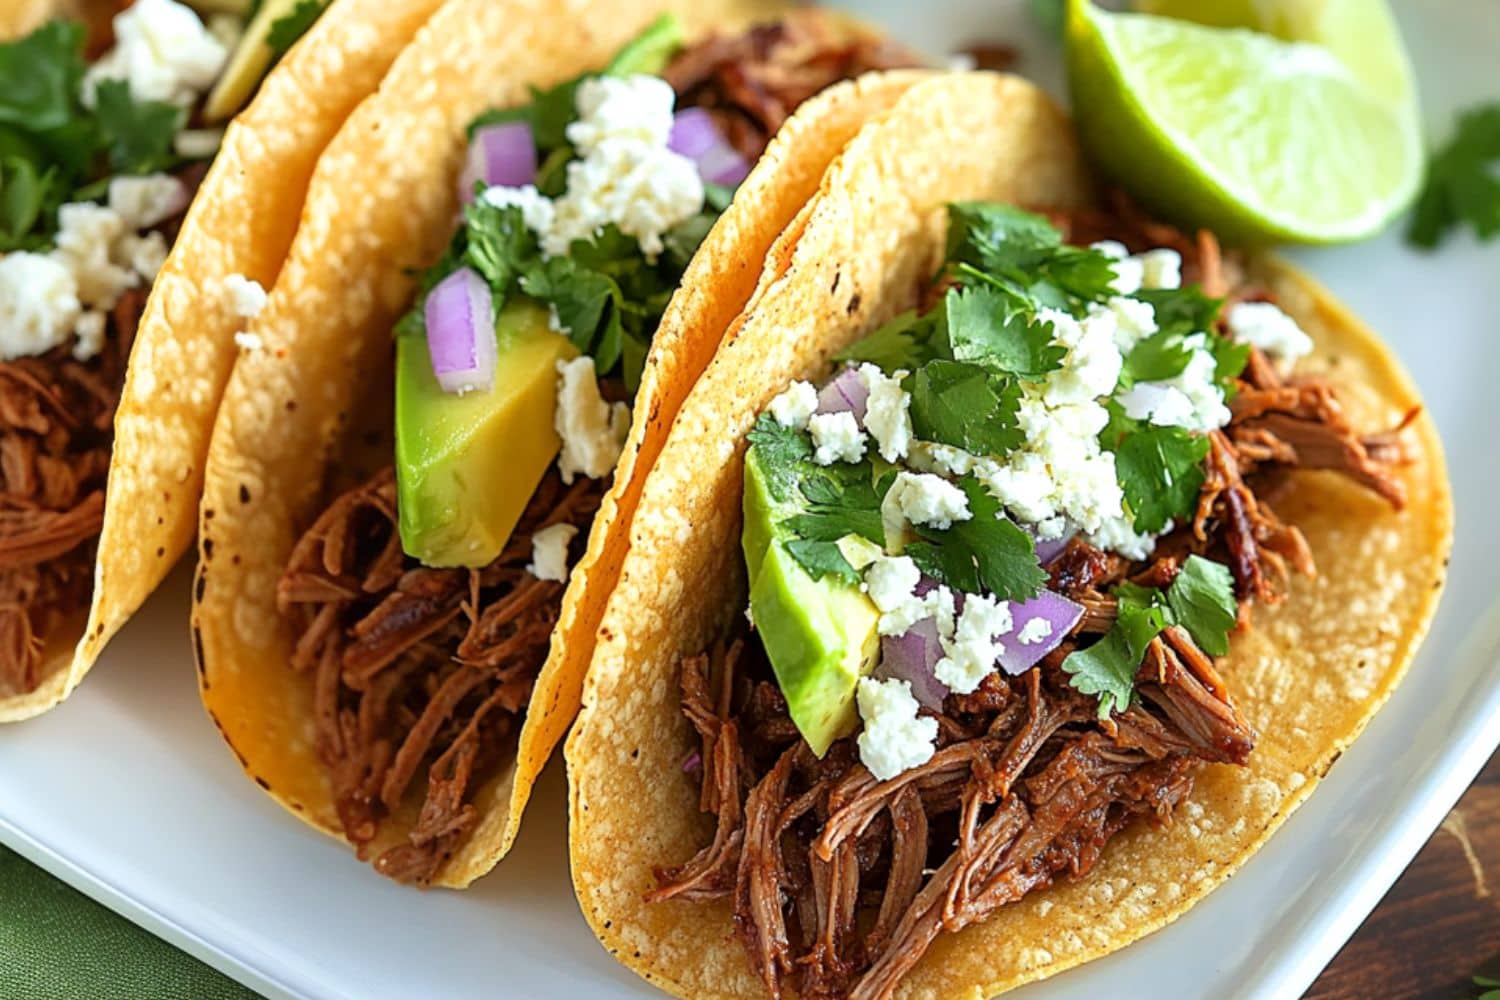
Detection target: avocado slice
<box><xmin>603</xmin><ymin>14</ymin><xmax>683</xmax><ymax>76</ymax></box>
<box><xmin>743</xmin><ymin>446</ymin><xmax>880</xmax><ymax>756</ymax></box>
<box><xmin>396</xmin><ymin>299</ymin><xmax>577</xmax><ymax>568</ymax></box>
<box><xmin>202</xmin><ymin>0</ymin><xmax>307</xmax><ymax>123</ymax></box>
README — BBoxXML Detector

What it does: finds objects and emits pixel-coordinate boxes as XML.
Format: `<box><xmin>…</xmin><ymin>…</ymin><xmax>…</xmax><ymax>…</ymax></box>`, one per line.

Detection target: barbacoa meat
<box><xmin>654</xmin><ymin>203</ymin><xmax>1415</xmax><ymax>999</ymax></box>
<box><xmin>0</xmin><ymin>287</ymin><xmax>143</xmax><ymax>696</ymax></box>
<box><xmin>278</xmin><ymin>467</ymin><xmax>604</xmax><ymax>885</ymax></box>
<box><xmin>663</xmin><ymin>11</ymin><xmax>921</xmax><ymax>161</ymax></box>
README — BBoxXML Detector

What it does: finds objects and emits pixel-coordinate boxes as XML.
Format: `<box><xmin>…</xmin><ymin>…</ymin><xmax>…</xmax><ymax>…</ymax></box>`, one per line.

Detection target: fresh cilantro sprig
<box><xmin>904</xmin><ymin>476</ymin><xmax>1046</xmax><ymax>601</ymax></box>
<box><xmin>1062</xmin><ymin>555</ymin><xmax>1238</xmax><ymax>717</ymax></box>
<box><xmin>0</xmin><ymin>21</ymin><xmax>188</xmax><ymax>251</ymax></box>
<box><xmin>1103</xmin><ymin>407</ymin><xmax>1211</xmax><ymax>535</ymax></box>
<box><xmin>1473</xmin><ymin>974</ymin><xmax>1500</xmax><ymax>1000</ymax></box>
<box><xmin>1408</xmin><ymin>103</ymin><xmax>1500</xmax><ymax>250</ymax></box>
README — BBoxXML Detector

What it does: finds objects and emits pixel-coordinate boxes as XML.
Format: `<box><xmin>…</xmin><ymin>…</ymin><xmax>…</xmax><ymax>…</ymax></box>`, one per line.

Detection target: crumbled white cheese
<box><xmin>83</xmin><ymin>0</ymin><xmax>227</xmax><ymax>109</ymax></box>
<box><xmin>546</xmin><ymin>139</ymin><xmax>703</xmax><ymax>258</ymax></box>
<box><xmin>119</xmin><ymin>231</ymin><xmax>168</xmax><ymax>281</ymax></box>
<box><xmin>1116</xmin><ymin>334</ymin><xmax>1230</xmax><ymax>433</ymax></box>
<box><xmin>481</xmin><ymin>184</ymin><xmax>557</xmax><ymax>240</ymax></box>
<box><xmin>855</xmin><ymin>676</ymin><xmax>938</xmax><ymax>780</ymax></box>
<box><xmin>906</xmin><ymin>440</ymin><xmax>978</xmax><ymax>478</ymax></box>
<box><xmin>554</xmin><ymin>356</ymin><xmax>630</xmax><ymax>483</ymax></box>
<box><xmin>862</xmin><ymin>555</ymin><xmax>955</xmax><ymax>637</ymax></box>
<box><xmin>1017</xmin><ymin>616</ymin><xmax>1053</xmax><ymax>645</ymax></box>
<box><xmin>224</xmin><ymin>273</ymin><xmax>268</xmax><ymax>318</ymax></box>
<box><xmin>807</xmin><ymin>411</ymin><xmax>865</xmax><ymax>466</ymax></box>
<box><xmin>566</xmin><ymin>75</ymin><xmax>677</xmax><ymax>154</ymax></box>
<box><xmin>71</xmin><ymin>310</ymin><xmax>107</xmax><ymax>362</ymax></box>
<box><xmin>767</xmin><ymin>380</ymin><xmax>818</xmax><ymax>430</ymax></box>
<box><xmin>0</xmin><ymin>254</ymin><xmax>83</xmax><ymax>361</ymax></box>
<box><xmin>108</xmin><ymin>174</ymin><xmax>186</xmax><ymax>230</ymax></box>
<box><xmin>1109</xmin><ymin>254</ymin><xmax>1143</xmax><ymax>295</ymax></box>
<box><xmin>1091</xmin><ymin>240</ymin><xmax>1129</xmax><ymax>260</ymax></box>
<box><xmin>52</xmin><ymin>203</ymin><xmax>134</xmax><ymax>308</ymax></box>
<box><xmin>858</xmin><ymin>363</ymin><xmax>913</xmax><ymax>462</ymax></box>
<box><xmin>233</xmin><ymin>330</ymin><xmax>264</xmax><ymax>351</ymax></box>
<box><xmin>527</xmin><ymin>522</ymin><xmax>579</xmax><ymax>582</ymax></box>
<box><xmin>173</xmin><ymin>127</ymin><xmax>224</xmax><ymax>160</ymax></box>
<box><xmin>1226</xmin><ymin>300</ymin><xmax>1313</xmax><ymax>364</ymax></box>
<box><xmin>1107</xmin><ymin>295</ymin><xmax>1159</xmax><ymax>354</ymax></box>
<box><xmin>882</xmin><ymin>471</ymin><xmax>970</xmax><ymax>531</ymax></box>
<box><xmin>1039</xmin><ymin>306</ymin><xmax>1123</xmax><ymax>407</ymax></box>
<box><xmin>1085</xmin><ymin>515</ymin><xmax>1166</xmax><ymax>562</ymax></box>
<box><xmin>1137</xmin><ymin>248</ymin><xmax>1182</xmax><ymax>290</ymax></box>
<box><xmin>934</xmin><ymin>594</ymin><xmax>1013</xmax><ymax>694</ymax></box>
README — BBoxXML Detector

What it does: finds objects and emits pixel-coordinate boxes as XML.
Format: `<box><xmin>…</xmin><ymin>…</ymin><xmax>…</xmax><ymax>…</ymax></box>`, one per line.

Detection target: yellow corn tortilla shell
<box><xmin>564</xmin><ymin>72</ymin><xmax>1452</xmax><ymax>998</ymax></box>
<box><xmin>191</xmin><ymin>0</ymin><xmax>931</xmax><ymax>888</ymax></box>
<box><xmin>0</xmin><ymin>0</ymin><xmax>447</xmax><ymax>722</ymax></box>
<box><xmin>0</xmin><ymin>0</ymin><xmax>74</xmax><ymax>37</ymax></box>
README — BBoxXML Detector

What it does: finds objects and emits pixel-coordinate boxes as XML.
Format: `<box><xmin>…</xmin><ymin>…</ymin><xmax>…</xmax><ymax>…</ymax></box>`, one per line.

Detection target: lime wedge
<box><xmin>1065</xmin><ymin>0</ymin><xmax>1422</xmax><ymax>244</ymax></box>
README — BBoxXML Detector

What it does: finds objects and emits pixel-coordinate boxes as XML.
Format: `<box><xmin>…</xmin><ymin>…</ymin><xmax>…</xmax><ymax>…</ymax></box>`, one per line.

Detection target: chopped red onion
<box><xmin>996</xmin><ymin>590</ymin><xmax>1084</xmax><ymax>675</ymax></box>
<box><xmin>815</xmin><ymin>365</ymin><xmax>869</xmax><ymax>423</ymax></box>
<box><xmin>458</xmin><ymin>122</ymin><xmax>537</xmax><ymax>203</ymax></box>
<box><xmin>1031</xmin><ymin>526</ymin><xmax>1076</xmax><ymax>565</ymax></box>
<box><xmin>425</xmin><ymin>266</ymin><xmax>496</xmax><ymax>395</ymax></box>
<box><xmin>681</xmin><ymin>749</ymin><xmax>702</xmax><ymax>775</ymax></box>
<box><xmin>875</xmin><ymin>618</ymin><xmax>948</xmax><ymax>711</ymax></box>
<box><xmin>668</xmin><ymin>108</ymin><xmax>750</xmax><ymax>187</ymax></box>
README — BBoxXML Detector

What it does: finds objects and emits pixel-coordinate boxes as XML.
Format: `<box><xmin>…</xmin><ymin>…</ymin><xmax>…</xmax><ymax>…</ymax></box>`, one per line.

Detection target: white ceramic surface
<box><xmin>2</xmin><ymin>2</ymin><xmax>1496</xmax><ymax>998</ymax></box>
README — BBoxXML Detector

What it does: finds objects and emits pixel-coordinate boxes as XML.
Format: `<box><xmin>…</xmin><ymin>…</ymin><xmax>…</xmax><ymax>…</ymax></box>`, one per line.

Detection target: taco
<box><xmin>191</xmin><ymin>2</ymin><xmax>930</xmax><ymax>887</ymax></box>
<box><xmin>0</xmin><ymin>0</ymin><xmax>446</xmax><ymax>721</ymax></box>
<box><xmin>564</xmin><ymin>72</ymin><xmax>1451</xmax><ymax>999</ymax></box>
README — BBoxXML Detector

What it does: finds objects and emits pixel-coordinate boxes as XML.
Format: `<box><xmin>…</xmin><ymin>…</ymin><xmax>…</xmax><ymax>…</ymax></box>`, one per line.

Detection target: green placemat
<box><xmin>0</xmin><ymin>846</ymin><xmax>261</xmax><ymax>1000</ymax></box>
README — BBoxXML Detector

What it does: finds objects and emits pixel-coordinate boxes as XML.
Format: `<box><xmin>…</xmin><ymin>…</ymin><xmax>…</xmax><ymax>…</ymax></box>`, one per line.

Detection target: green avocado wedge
<box><xmin>743</xmin><ymin>444</ymin><xmax>879</xmax><ymax>756</ymax></box>
<box><xmin>395</xmin><ymin>299</ymin><xmax>577</xmax><ymax>568</ymax></box>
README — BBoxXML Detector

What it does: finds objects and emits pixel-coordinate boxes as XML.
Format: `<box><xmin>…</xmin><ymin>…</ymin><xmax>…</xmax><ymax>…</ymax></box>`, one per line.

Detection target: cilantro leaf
<box><xmin>603</xmin><ymin>13</ymin><xmax>683</xmax><ymax>76</ymax></box>
<box><xmin>1062</xmin><ymin>588</ymin><xmax>1170</xmax><ymax>718</ymax></box>
<box><xmin>1122</xmin><ymin>330</ymin><xmax>1194</xmax><ymax>384</ymax></box>
<box><xmin>944</xmin><ymin>285</ymin><xmax>1065</xmax><ymax>378</ymax></box>
<box><xmin>93</xmin><ymin>81</ymin><xmax>184</xmax><ymax>175</ymax></box>
<box><xmin>0</xmin><ymin>20</ymin><xmax>85</xmax><ymax>132</ymax></box>
<box><xmin>905</xmin><ymin>359</ymin><xmax>1023</xmax><ymax>456</ymax></box>
<box><xmin>266</xmin><ymin>0</ymin><xmax>327</xmax><ymax>59</ymax></box>
<box><xmin>944</xmin><ymin>202</ymin><xmax>1116</xmax><ymax>310</ymax></box>
<box><xmin>747</xmin><ymin>414</ymin><xmax>814</xmax><ymax>503</ymax></box>
<box><xmin>460</xmin><ymin>200</ymin><xmax>535</xmax><ymax>293</ymax></box>
<box><xmin>785</xmin><ymin>539</ymin><xmax>860</xmax><ymax>585</ymax></box>
<box><xmin>904</xmin><ymin>476</ymin><xmax>1045</xmax><ymax>601</ymax></box>
<box><xmin>836</xmin><ymin>311</ymin><xmax>942</xmax><ymax>371</ymax></box>
<box><xmin>1408</xmin><ymin>103</ymin><xmax>1500</xmax><ymax>250</ymax></box>
<box><xmin>0</xmin><ymin>156</ymin><xmax>55</xmax><ymax>251</ymax></box>
<box><xmin>1135</xmin><ymin>286</ymin><xmax>1221</xmax><ymax>338</ymax></box>
<box><xmin>1165</xmin><ymin>555</ymin><xmax>1237</xmax><ymax>656</ymax></box>
<box><xmin>1110</xmin><ymin>421</ymin><xmax>1209</xmax><ymax>534</ymax></box>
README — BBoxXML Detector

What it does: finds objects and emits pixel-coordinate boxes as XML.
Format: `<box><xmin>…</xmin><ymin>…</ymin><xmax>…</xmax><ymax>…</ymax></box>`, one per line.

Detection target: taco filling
<box><xmin>274</xmin><ymin>11</ymin><xmax>916</xmax><ymax>885</ymax></box>
<box><xmin>648</xmin><ymin>200</ymin><xmax>1411</xmax><ymax>999</ymax></box>
<box><xmin>0</xmin><ymin>0</ymin><xmax>326</xmax><ymax>697</ymax></box>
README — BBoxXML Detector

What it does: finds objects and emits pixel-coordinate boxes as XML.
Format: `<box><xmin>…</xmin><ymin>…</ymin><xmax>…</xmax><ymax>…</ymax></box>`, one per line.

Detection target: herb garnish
<box><xmin>0</xmin><ymin>21</ymin><xmax>187</xmax><ymax>251</ymax></box>
<box><xmin>1408</xmin><ymin>103</ymin><xmax>1500</xmax><ymax>250</ymax></box>
<box><xmin>1062</xmin><ymin>555</ymin><xmax>1238</xmax><ymax>717</ymax></box>
<box><xmin>266</xmin><ymin>0</ymin><xmax>329</xmax><ymax>60</ymax></box>
<box><xmin>904</xmin><ymin>477</ymin><xmax>1046</xmax><ymax>601</ymax></box>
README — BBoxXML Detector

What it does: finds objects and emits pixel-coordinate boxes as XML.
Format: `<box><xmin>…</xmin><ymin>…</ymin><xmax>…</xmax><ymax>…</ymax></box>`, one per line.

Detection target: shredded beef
<box><xmin>654</xmin><ymin>630</ymin><xmax>1249</xmax><ymax>1000</ymax></box>
<box><xmin>664</xmin><ymin>10</ymin><xmax>921</xmax><ymax>161</ymax></box>
<box><xmin>0</xmin><ymin>287</ymin><xmax>143</xmax><ymax>696</ymax></box>
<box><xmin>277</xmin><ymin>467</ymin><xmax>603</xmax><ymax>885</ymax></box>
<box><xmin>653</xmin><ymin>203</ymin><xmax>1416</xmax><ymax>997</ymax></box>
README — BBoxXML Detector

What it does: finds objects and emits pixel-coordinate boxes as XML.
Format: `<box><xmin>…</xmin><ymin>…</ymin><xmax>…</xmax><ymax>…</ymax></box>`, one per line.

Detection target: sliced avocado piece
<box><xmin>396</xmin><ymin>299</ymin><xmax>577</xmax><ymax>568</ymax></box>
<box><xmin>743</xmin><ymin>445</ymin><xmax>880</xmax><ymax>756</ymax></box>
<box><xmin>604</xmin><ymin>13</ymin><xmax>683</xmax><ymax>76</ymax></box>
<box><xmin>202</xmin><ymin>0</ymin><xmax>305</xmax><ymax>123</ymax></box>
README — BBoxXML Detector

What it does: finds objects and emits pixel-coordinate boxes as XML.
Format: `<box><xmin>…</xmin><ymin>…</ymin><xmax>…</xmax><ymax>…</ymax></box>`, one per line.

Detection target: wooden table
<box><xmin>1305</xmin><ymin>750</ymin><xmax>1500</xmax><ymax>999</ymax></box>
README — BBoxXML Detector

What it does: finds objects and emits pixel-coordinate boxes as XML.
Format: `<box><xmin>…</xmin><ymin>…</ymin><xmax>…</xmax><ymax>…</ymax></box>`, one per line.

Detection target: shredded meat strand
<box><xmin>278</xmin><ymin>467</ymin><xmax>603</xmax><ymax>885</ymax></box>
<box><xmin>664</xmin><ymin>10</ymin><xmax>921</xmax><ymax>161</ymax></box>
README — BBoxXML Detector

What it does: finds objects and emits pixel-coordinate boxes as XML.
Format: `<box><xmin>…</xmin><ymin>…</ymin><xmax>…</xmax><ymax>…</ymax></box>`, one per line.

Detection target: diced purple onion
<box><xmin>668</xmin><ymin>108</ymin><xmax>750</xmax><ymax>187</ymax></box>
<box><xmin>875</xmin><ymin>618</ymin><xmax>948</xmax><ymax>711</ymax></box>
<box><xmin>458</xmin><ymin>122</ymin><xmax>537</xmax><ymax>203</ymax></box>
<box><xmin>681</xmin><ymin>749</ymin><xmax>702</xmax><ymax>775</ymax></box>
<box><xmin>1027</xmin><ymin>524</ymin><xmax>1076</xmax><ymax>565</ymax></box>
<box><xmin>425</xmin><ymin>266</ymin><xmax>496</xmax><ymax>395</ymax></box>
<box><xmin>815</xmin><ymin>365</ymin><xmax>869</xmax><ymax>423</ymax></box>
<box><xmin>996</xmin><ymin>590</ymin><xmax>1084</xmax><ymax>675</ymax></box>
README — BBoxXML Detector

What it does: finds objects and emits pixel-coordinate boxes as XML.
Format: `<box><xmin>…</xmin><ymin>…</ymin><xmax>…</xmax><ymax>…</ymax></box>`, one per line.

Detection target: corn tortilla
<box><xmin>563</xmin><ymin>72</ymin><xmax>1451</xmax><ymax>998</ymax></box>
<box><xmin>190</xmin><ymin>0</ymin><xmax>936</xmax><ymax>887</ymax></box>
<box><xmin>0</xmin><ymin>0</ymin><xmax>449</xmax><ymax>722</ymax></box>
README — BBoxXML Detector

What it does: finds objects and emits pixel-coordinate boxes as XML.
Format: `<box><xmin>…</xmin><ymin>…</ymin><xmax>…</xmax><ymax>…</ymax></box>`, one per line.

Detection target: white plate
<box><xmin>2</xmin><ymin>2</ymin><xmax>1497</xmax><ymax>998</ymax></box>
